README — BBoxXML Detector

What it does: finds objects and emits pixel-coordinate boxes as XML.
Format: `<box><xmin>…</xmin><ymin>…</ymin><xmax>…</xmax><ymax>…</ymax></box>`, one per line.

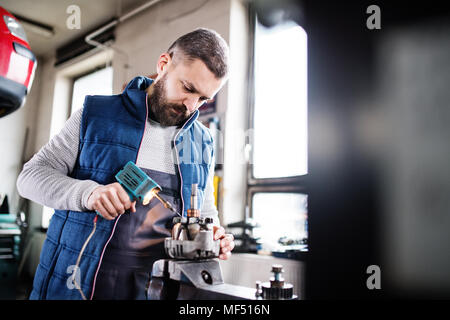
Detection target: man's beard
<box><xmin>147</xmin><ymin>75</ymin><xmax>191</xmax><ymax>127</ymax></box>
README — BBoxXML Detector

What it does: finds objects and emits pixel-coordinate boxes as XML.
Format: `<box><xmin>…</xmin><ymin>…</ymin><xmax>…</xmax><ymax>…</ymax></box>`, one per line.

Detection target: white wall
<box><xmin>20</xmin><ymin>56</ymin><xmax>60</xmax><ymax>227</ymax></box>
<box><xmin>221</xmin><ymin>253</ymin><xmax>305</xmax><ymax>298</ymax></box>
<box><xmin>0</xmin><ymin>56</ymin><xmax>43</xmax><ymax>216</ymax></box>
<box><xmin>112</xmin><ymin>0</ymin><xmax>231</xmax><ymax>93</ymax></box>
<box><xmin>0</xmin><ymin>55</ymin><xmax>63</xmax><ymax>228</ymax></box>
<box><xmin>222</xmin><ymin>0</ymin><xmax>250</xmax><ymax>226</ymax></box>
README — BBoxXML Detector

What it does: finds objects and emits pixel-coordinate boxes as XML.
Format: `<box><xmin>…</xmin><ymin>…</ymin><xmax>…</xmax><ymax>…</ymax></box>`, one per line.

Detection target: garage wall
<box><xmin>0</xmin><ymin>56</ymin><xmax>43</xmax><ymax>216</ymax></box>
<box><xmin>112</xmin><ymin>0</ymin><xmax>231</xmax><ymax>94</ymax></box>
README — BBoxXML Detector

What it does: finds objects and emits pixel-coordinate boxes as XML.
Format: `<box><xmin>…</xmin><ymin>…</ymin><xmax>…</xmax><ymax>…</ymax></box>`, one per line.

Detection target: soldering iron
<box><xmin>115</xmin><ymin>161</ymin><xmax>181</xmax><ymax>216</ymax></box>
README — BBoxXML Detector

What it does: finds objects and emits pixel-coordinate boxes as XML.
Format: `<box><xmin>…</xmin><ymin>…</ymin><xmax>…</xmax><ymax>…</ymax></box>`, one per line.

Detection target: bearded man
<box><xmin>17</xmin><ymin>28</ymin><xmax>235</xmax><ymax>300</ymax></box>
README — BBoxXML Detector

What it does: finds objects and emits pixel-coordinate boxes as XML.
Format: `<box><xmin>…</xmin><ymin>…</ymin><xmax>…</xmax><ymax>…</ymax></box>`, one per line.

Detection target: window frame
<box><xmin>245</xmin><ymin>5</ymin><xmax>309</xmax><ymax>240</ymax></box>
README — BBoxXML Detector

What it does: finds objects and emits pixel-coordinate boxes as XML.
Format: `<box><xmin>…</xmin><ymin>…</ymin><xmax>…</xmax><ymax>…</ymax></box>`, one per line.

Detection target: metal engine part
<box><xmin>165</xmin><ymin>183</ymin><xmax>220</xmax><ymax>260</ymax></box>
<box><xmin>256</xmin><ymin>264</ymin><xmax>297</xmax><ymax>300</ymax></box>
<box><xmin>165</xmin><ymin>216</ymin><xmax>220</xmax><ymax>260</ymax></box>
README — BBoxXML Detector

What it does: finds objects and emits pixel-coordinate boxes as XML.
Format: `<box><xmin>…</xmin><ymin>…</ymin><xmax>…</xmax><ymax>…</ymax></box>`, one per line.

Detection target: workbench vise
<box><xmin>148</xmin><ymin>258</ymin><xmax>258</xmax><ymax>300</ymax></box>
<box><xmin>148</xmin><ymin>183</ymin><xmax>298</xmax><ymax>300</ymax></box>
<box><xmin>148</xmin><ymin>259</ymin><xmax>298</xmax><ymax>300</ymax></box>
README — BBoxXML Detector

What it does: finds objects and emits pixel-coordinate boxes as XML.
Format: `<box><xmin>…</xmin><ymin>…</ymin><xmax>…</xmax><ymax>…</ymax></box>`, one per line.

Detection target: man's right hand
<box><xmin>87</xmin><ymin>182</ymin><xmax>136</xmax><ymax>220</ymax></box>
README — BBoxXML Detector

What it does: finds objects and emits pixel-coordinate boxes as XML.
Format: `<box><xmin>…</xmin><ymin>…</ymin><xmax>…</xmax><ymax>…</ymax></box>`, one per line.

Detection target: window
<box><xmin>251</xmin><ymin>191</ymin><xmax>308</xmax><ymax>245</ymax></box>
<box><xmin>252</xmin><ymin>21</ymin><xmax>308</xmax><ymax>178</ymax></box>
<box><xmin>42</xmin><ymin>65</ymin><xmax>113</xmax><ymax>228</ymax></box>
<box><xmin>248</xmin><ymin>15</ymin><xmax>308</xmax><ymax>252</ymax></box>
<box><xmin>70</xmin><ymin>66</ymin><xmax>113</xmax><ymax>115</ymax></box>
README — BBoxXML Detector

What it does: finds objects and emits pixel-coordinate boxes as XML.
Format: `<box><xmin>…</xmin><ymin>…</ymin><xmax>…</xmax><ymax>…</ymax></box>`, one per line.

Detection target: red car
<box><xmin>0</xmin><ymin>6</ymin><xmax>36</xmax><ymax>118</ymax></box>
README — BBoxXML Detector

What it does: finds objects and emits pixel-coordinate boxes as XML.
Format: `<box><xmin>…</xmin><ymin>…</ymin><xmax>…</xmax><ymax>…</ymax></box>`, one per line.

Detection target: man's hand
<box><xmin>87</xmin><ymin>182</ymin><xmax>136</xmax><ymax>220</ymax></box>
<box><xmin>213</xmin><ymin>226</ymin><xmax>235</xmax><ymax>260</ymax></box>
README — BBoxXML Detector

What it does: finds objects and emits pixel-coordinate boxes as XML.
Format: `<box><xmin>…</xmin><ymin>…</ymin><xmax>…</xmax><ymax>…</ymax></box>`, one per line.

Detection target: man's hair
<box><xmin>167</xmin><ymin>28</ymin><xmax>229</xmax><ymax>79</ymax></box>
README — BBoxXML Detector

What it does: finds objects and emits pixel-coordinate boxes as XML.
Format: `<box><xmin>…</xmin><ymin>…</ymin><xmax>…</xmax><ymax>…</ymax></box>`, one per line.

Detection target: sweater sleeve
<box><xmin>16</xmin><ymin>108</ymin><xmax>100</xmax><ymax>212</ymax></box>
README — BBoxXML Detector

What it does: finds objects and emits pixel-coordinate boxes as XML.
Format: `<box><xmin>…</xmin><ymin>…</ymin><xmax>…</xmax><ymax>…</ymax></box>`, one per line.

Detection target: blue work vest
<box><xmin>29</xmin><ymin>76</ymin><xmax>214</xmax><ymax>299</ymax></box>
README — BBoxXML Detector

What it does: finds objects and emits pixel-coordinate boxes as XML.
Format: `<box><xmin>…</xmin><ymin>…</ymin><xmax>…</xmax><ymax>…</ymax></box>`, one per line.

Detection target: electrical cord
<box><xmin>72</xmin><ymin>215</ymin><xmax>98</xmax><ymax>300</ymax></box>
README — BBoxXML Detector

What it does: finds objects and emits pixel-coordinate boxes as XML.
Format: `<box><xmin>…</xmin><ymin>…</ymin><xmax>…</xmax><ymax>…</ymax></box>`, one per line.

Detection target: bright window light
<box><xmin>252</xmin><ymin>192</ymin><xmax>308</xmax><ymax>249</ymax></box>
<box><xmin>253</xmin><ymin>21</ymin><xmax>308</xmax><ymax>178</ymax></box>
<box><xmin>71</xmin><ymin>66</ymin><xmax>113</xmax><ymax>115</ymax></box>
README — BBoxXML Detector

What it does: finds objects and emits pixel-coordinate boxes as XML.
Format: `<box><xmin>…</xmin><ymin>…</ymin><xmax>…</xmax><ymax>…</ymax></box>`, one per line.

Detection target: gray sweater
<box><xmin>16</xmin><ymin>108</ymin><xmax>219</xmax><ymax>221</ymax></box>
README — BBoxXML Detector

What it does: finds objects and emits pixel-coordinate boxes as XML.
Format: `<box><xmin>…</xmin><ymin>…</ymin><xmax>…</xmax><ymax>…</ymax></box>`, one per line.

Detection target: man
<box><xmin>17</xmin><ymin>28</ymin><xmax>235</xmax><ymax>300</ymax></box>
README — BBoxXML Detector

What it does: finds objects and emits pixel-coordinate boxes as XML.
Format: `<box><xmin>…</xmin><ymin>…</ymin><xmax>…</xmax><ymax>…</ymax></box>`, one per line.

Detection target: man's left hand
<box><xmin>213</xmin><ymin>226</ymin><xmax>235</xmax><ymax>260</ymax></box>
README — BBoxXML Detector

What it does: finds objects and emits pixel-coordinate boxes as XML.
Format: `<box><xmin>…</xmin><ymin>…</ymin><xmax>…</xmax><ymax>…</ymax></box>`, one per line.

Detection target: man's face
<box><xmin>148</xmin><ymin>56</ymin><xmax>225</xmax><ymax>126</ymax></box>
